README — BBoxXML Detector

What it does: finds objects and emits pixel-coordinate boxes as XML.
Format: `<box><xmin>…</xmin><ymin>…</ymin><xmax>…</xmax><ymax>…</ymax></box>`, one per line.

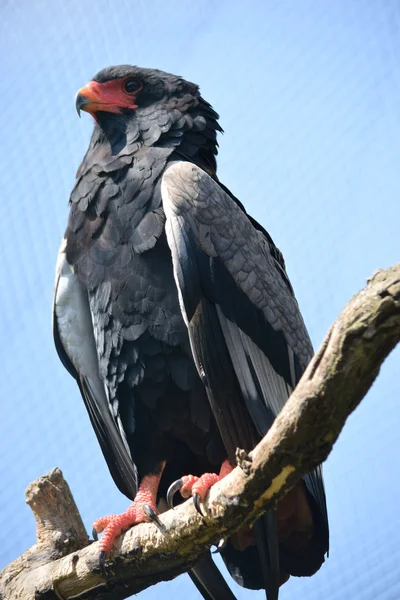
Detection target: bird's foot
<box><xmin>167</xmin><ymin>459</ymin><xmax>232</xmax><ymax>516</ymax></box>
<box><xmin>92</xmin><ymin>472</ymin><xmax>165</xmax><ymax>570</ymax></box>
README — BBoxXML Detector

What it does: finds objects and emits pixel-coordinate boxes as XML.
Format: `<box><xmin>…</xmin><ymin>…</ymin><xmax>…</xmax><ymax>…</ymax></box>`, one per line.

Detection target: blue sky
<box><xmin>1</xmin><ymin>1</ymin><xmax>399</xmax><ymax>599</ymax></box>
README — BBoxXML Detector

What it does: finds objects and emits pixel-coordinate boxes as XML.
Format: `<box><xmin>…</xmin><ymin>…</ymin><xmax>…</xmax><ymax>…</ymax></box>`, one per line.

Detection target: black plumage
<box><xmin>53</xmin><ymin>65</ymin><xmax>329</xmax><ymax>600</ymax></box>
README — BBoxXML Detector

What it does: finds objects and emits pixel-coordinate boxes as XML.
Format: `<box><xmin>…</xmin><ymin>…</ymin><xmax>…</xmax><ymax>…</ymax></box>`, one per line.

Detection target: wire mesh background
<box><xmin>1</xmin><ymin>1</ymin><xmax>399</xmax><ymax>598</ymax></box>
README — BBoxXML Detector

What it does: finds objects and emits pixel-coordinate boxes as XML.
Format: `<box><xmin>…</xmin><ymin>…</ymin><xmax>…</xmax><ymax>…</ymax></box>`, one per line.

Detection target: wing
<box><xmin>162</xmin><ymin>161</ymin><xmax>313</xmax><ymax>450</ymax></box>
<box><xmin>53</xmin><ymin>239</ymin><xmax>138</xmax><ymax>500</ymax></box>
<box><xmin>161</xmin><ymin>161</ymin><xmax>329</xmax><ymax>593</ymax></box>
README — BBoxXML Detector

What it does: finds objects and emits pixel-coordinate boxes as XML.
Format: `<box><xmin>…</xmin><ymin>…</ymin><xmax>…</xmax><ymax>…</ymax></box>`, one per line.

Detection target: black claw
<box><xmin>99</xmin><ymin>551</ymin><xmax>106</xmax><ymax>573</ymax></box>
<box><xmin>193</xmin><ymin>493</ymin><xmax>204</xmax><ymax>517</ymax></box>
<box><xmin>92</xmin><ymin>528</ymin><xmax>98</xmax><ymax>541</ymax></box>
<box><xmin>212</xmin><ymin>538</ymin><xmax>227</xmax><ymax>554</ymax></box>
<box><xmin>166</xmin><ymin>478</ymin><xmax>184</xmax><ymax>510</ymax></box>
<box><xmin>142</xmin><ymin>504</ymin><xmax>166</xmax><ymax>534</ymax></box>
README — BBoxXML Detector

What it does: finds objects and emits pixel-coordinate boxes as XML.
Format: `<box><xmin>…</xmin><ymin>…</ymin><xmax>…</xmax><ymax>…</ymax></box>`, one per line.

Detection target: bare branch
<box><xmin>1</xmin><ymin>264</ymin><xmax>399</xmax><ymax>600</ymax></box>
<box><xmin>26</xmin><ymin>467</ymin><xmax>89</xmax><ymax>558</ymax></box>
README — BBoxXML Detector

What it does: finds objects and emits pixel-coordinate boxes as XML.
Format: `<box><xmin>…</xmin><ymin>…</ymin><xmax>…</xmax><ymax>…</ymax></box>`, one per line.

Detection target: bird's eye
<box><xmin>123</xmin><ymin>78</ymin><xmax>142</xmax><ymax>94</ymax></box>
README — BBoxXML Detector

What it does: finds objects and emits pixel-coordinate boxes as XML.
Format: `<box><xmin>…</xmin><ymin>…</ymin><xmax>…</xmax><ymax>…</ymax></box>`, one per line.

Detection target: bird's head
<box><xmin>75</xmin><ymin>65</ymin><xmax>222</xmax><ymax>172</ymax></box>
<box><xmin>75</xmin><ymin>65</ymin><xmax>200</xmax><ymax>121</ymax></box>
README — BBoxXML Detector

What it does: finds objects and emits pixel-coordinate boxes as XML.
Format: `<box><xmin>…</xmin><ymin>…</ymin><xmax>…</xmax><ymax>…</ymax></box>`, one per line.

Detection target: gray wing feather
<box><xmin>162</xmin><ymin>162</ymin><xmax>313</xmax><ymax>372</ymax></box>
<box><xmin>217</xmin><ymin>307</ymin><xmax>293</xmax><ymax>427</ymax></box>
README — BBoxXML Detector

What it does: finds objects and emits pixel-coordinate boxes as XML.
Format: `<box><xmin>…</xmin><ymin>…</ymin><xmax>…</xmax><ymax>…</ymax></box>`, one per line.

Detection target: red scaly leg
<box><xmin>93</xmin><ymin>468</ymin><xmax>165</xmax><ymax>569</ymax></box>
<box><xmin>167</xmin><ymin>459</ymin><xmax>233</xmax><ymax>516</ymax></box>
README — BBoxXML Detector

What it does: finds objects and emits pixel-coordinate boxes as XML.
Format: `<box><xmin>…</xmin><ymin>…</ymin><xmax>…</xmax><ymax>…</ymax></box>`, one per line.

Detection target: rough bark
<box><xmin>1</xmin><ymin>264</ymin><xmax>399</xmax><ymax>600</ymax></box>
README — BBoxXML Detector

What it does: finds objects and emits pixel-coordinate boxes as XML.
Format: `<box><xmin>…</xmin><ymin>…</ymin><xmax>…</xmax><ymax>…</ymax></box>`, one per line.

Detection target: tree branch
<box><xmin>1</xmin><ymin>264</ymin><xmax>399</xmax><ymax>600</ymax></box>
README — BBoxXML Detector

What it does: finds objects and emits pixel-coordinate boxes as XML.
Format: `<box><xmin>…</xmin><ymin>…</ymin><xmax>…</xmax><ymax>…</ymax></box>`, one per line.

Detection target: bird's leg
<box><xmin>93</xmin><ymin>464</ymin><xmax>165</xmax><ymax>569</ymax></box>
<box><xmin>167</xmin><ymin>459</ymin><xmax>232</xmax><ymax>516</ymax></box>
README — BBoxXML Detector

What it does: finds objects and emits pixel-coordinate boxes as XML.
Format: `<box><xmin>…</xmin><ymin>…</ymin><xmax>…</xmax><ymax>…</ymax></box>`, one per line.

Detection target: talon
<box><xmin>99</xmin><ymin>550</ymin><xmax>106</xmax><ymax>573</ymax></box>
<box><xmin>166</xmin><ymin>478</ymin><xmax>184</xmax><ymax>509</ymax></box>
<box><xmin>92</xmin><ymin>527</ymin><xmax>98</xmax><ymax>541</ymax></box>
<box><xmin>193</xmin><ymin>492</ymin><xmax>204</xmax><ymax>517</ymax></box>
<box><xmin>212</xmin><ymin>538</ymin><xmax>227</xmax><ymax>554</ymax></box>
<box><xmin>142</xmin><ymin>503</ymin><xmax>166</xmax><ymax>534</ymax></box>
<box><xmin>91</xmin><ymin>470</ymin><xmax>165</xmax><ymax>556</ymax></box>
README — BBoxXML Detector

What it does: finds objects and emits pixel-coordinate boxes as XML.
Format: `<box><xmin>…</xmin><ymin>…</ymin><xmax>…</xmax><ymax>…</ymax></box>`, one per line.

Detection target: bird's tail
<box><xmin>189</xmin><ymin>552</ymin><xmax>238</xmax><ymax>600</ymax></box>
<box><xmin>220</xmin><ymin>512</ymin><xmax>281</xmax><ymax>600</ymax></box>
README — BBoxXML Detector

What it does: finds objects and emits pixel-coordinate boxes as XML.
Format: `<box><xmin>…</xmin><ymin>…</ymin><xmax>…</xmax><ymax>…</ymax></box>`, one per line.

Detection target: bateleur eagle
<box><xmin>53</xmin><ymin>65</ymin><xmax>329</xmax><ymax>600</ymax></box>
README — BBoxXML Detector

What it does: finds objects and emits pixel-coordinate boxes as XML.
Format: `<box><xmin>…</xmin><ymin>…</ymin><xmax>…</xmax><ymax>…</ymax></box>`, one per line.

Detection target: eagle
<box><xmin>53</xmin><ymin>65</ymin><xmax>329</xmax><ymax>599</ymax></box>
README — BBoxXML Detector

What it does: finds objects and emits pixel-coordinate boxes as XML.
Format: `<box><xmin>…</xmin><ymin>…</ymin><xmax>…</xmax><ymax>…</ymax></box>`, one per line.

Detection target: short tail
<box><xmin>189</xmin><ymin>551</ymin><xmax>238</xmax><ymax>600</ymax></box>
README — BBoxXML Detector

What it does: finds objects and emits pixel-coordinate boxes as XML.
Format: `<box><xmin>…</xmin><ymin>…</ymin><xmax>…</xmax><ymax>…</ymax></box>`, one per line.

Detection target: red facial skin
<box><xmin>76</xmin><ymin>78</ymin><xmax>142</xmax><ymax>119</ymax></box>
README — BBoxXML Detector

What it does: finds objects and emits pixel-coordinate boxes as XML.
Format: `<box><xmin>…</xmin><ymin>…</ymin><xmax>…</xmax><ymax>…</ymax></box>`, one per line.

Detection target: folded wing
<box><xmin>53</xmin><ymin>239</ymin><xmax>138</xmax><ymax>500</ymax></box>
<box><xmin>162</xmin><ymin>161</ymin><xmax>329</xmax><ymax>595</ymax></box>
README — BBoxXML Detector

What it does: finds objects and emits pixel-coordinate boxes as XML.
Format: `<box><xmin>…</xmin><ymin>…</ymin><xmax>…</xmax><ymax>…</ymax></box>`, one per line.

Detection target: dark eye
<box><xmin>123</xmin><ymin>78</ymin><xmax>141</xmax><ymax>94</ymax></box>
